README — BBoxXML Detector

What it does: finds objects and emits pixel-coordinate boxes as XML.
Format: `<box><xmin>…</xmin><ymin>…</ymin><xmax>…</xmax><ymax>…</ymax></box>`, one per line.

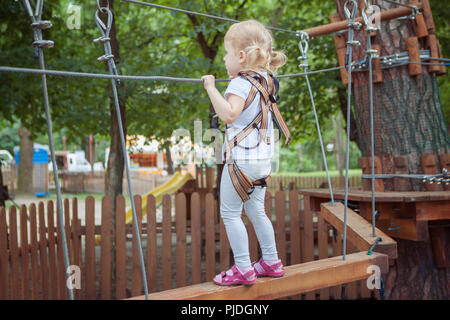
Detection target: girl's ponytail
<box><xmin>268</xmin><ymin>50</ymin><xmax>287</xmax><ymax>73</ymax></box>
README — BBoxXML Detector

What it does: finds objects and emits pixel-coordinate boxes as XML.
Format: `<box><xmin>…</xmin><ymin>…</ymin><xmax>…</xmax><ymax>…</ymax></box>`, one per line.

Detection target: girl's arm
<box><xmin>201</xmin><ymin>75</ymin><xmax>244</xmax><ymax>124</ymax></box>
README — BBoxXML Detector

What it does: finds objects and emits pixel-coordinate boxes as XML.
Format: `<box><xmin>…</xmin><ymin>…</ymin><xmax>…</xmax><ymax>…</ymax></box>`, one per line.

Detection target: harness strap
<box><xmin>228</xmin><ymin>161</ymin><xmax>271</xmax><ymax>202</ymax></box>
<box><xmin>224</xmin><ymin>71</ymin><xmax>289</xmax><ymax>202</ymax></box>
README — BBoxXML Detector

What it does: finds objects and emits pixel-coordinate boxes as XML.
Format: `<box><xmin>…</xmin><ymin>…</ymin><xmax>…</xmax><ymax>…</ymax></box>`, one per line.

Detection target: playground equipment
<box><xmin>14</xmin><ymin>144</ymin><xmax>50</xmax><ymax>197</ymax></box>
<box><xmin>0</xmin><ymin>0</ymin><xmax>448</xmax><ymax>300</ymax></box>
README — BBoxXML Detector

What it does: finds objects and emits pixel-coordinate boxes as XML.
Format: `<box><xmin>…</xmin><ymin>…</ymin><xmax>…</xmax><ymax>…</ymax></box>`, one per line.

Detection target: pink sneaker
<box><xmin>252</xmin><ymin>259</ymin><xmax>285</xmax><ymax>277</ymax></box>
<box><xmin>213</xmin><ymin>265</ymin><xmax>257</xmax><ymax>286</ymax></box>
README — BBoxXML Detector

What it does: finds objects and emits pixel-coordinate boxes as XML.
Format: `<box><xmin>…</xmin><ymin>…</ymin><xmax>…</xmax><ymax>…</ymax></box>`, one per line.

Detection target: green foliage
<box><xmin>0</xmin><ymin>0</ymin><xmax>448</xmax><ymax>171</ymax></box>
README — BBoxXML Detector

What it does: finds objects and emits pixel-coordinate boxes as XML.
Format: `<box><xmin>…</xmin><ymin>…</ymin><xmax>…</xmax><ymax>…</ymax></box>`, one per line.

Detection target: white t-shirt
<box><xmin>222</xmin><ymin>71</ymin><xmax>275</xmax><ymax>162</ymax></box>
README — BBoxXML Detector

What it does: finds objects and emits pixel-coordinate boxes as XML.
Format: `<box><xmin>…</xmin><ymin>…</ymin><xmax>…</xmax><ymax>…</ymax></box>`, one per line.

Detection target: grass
<box><xmin>271</xmin><ymin>169</ymin><xmax>362</xmax><ymax>177</ymax></box>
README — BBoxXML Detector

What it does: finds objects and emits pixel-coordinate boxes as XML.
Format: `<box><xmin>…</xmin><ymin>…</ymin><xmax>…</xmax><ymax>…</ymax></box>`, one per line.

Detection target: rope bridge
<box><xmin>2</xmin><ymin>0</ymin><xmax>447</xmax><ymax>300</ymax></box>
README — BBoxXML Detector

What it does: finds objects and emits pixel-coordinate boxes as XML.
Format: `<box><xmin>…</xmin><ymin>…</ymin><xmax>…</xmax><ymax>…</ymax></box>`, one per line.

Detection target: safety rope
<box><xmin>362</xmin><ymin>0</ymin><xmax>378</xmax><ymax>238</ymax></box>
<box><xmin>0</xmin><ymin>65</ymin><xmax>346</xmax><ymax>82</ymax></box>
<box><xmin>297</xmin><ymin>31</ymin><xmax>335</xmax><ymax>204</ymax></box>
<box><xmin>94</xmin><ymin>1</ymin><xmax>149</xmax><ymax>299</ymax></box>
<box><xmin>121</xmin><ymin>0</ymin><xmax>299</xmax><ymax>36</ymax></box>
<box><xmin>342</xmin><ymin>0</ymin><xmax>360</xmax><ymax>261</ymax></box>
<box><xmin>22</xmin><ymin>0</ymin><xmax>74</xmax><ymax>300</ymax></box>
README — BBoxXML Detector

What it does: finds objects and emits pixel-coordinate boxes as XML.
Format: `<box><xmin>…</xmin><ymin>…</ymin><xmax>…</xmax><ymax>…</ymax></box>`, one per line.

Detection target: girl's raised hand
<box><xmin>201</xmin><ymin>75</ymin><xmax>215</xmax><ymax>90</ymax></box>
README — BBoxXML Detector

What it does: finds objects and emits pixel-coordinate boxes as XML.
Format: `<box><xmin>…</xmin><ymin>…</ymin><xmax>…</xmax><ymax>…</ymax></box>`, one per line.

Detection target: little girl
<box><xmin>201</xmin><ymin>20</ymin><xmax>290</xmax><ymax>286</ymax></box>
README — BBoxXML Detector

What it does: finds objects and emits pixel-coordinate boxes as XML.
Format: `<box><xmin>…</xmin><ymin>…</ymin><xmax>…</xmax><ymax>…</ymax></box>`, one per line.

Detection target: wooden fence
<box><xmin>0</xmin><ymin>189</ymin><xmax>375</xmax><ymax>300</ymax></box>
<box><xmin>268</xmin><ymin>175</ymin><xmax>361</xmax><ymax>193</ymax></box>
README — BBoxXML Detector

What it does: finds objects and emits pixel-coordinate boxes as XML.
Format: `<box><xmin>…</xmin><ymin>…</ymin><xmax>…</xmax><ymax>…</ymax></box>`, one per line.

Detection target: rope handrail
<box><xmin>121</xmin><ymin>0</ymin><xmax>299</xmax><ymax>36</ymax></box>
<box><xmin>0</xmin><ymin>65</ymin><xmax>345</xmax><ymax>81</ymax></box>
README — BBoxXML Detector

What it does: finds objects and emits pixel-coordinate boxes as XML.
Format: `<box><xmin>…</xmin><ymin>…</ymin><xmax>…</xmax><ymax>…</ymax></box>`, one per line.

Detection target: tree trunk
<box><xmin>99</xmin><ymin>0</ymin><xmax>126</xmax><ymax>298</ymax></box>
<box><xmin>0</xmin><ymin>162</ymin><xmax>5</xmax><ymax>208</ymax></box>
<box><xmin>165</xmin><ymin>147</ymin><xmax>174</xmax><ymax>175</ymax></box>
<box><xmin>334</xmin><ymin>0</ymin><xmax>450</xmax><ymax>299</ymax></box>
<box><xmin>17</xmin><ymin>126</ymin><xmax>34</xmax><ymax>194</ymax></box>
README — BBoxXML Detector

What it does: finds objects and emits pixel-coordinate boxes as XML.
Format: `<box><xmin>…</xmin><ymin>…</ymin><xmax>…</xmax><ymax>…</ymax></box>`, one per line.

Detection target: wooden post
<box><xmin>372</xmin><ymin>44</ymin><xmax>383</xmax><ymax>83</ymax></box>
<box><xmin>439</xmin><ymin>154</ymin><xmax>450</xmax><ymax>191</ymax></box>
<box><xmin>393</xmin><ymin>156</ymin><xmax>411</xmax><ymax>191</ymax></box>
<box><xmin>426</xmin><ymin>34</ymin><xmax>443</xmax><ymax>74</ymax></box>
<box><xmin>421</xmin><ymin>154</ymin><xmax>442</xmax><ymax>191</ymax></box>
<box><xmin>420</xmin><ymin>0</ymin><xmax>435</xmax><ymax>34</ymax></box>
<box><xmin>330</xmin><ymin>13</ymin><xmax>351</xmax><ymax>86</ymax></box>
<box><xmin>405</xmin><ymin>37</ymin><xmax>422</xmax><ymax>76</ymax></box>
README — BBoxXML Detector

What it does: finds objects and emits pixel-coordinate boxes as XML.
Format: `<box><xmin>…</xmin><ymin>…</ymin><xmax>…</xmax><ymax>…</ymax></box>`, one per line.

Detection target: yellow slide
<box><xmin>95</xmin><ymin>172</ymin><xmax>194</xmax><ymax>245</ymax></box>
<box><xmin>125</xmin><ymin>171</ymin><xmax>194</xmax><ymax>224</ymax></box>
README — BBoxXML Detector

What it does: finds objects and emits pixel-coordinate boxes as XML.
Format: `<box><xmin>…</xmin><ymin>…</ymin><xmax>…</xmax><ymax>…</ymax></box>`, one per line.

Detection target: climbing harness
<box><xmin>223</xmin><ymin>71</ymin><xmax>290</xmax><ymax>202</ymax></box>
<box><xmin>22</xmin><ymin>0</ymin><xmax>74</xmax><ymax>300</ymax></box>
<box><xmin>297</xmin><ymin>30</ymin><xmax>335</xmax><ymax>204</ymax></box>
<box><xmin>94</xmin><ymin>1</ymin><xmax>149</xmax><ymax>300</ymax></box>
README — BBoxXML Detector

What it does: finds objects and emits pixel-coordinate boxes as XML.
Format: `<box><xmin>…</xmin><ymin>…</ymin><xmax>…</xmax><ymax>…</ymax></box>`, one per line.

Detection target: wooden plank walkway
<box><xmin>127</xmin><ymin>252</ymin><xmax>388</xmax><ymax>300</ymax></box>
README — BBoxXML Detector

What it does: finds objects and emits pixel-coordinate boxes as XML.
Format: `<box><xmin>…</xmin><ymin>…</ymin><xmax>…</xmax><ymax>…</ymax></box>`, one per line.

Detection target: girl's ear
<box><xmin>239</xmin><ymin>50</ymin><xmax>246</xmax><ymax>64</ymax></box>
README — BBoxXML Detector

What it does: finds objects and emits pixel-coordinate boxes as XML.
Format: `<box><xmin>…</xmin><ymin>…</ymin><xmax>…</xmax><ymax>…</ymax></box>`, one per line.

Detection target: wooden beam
<box><xmin>415</xmin><ymin>201</ymin><xmax>450</xmax><ymax>221</ymax></box>
<box><xmin>320</xmin><ymin>202</ymin><xmax>397</xmax><ymax>260</ymax></box>
<box><xmin>127</xmin><ymin>252</ymin><xmax>389</xmax><ymax>300</ymax></box>
<box><xmin>376</xmin><ymin>218</ymin><xmax>429</xmax><ymax>241</ymax></box>
<box><xmin>302</xmin><ymin>4</ymin><xmax>422</xmax><ymax>38</ymax></box>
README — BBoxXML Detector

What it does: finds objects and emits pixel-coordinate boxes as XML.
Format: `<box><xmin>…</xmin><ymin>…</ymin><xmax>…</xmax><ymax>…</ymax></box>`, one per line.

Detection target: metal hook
<box><xmin>95</xmin><ymin>6</ymin><xmax>113</xmax><ymax>37</ymax></box>
<box><xmin>344</xmin><ymin>0</ymin><xmax>358</xmax><ymax>22</ymax></box>
<box><xmin>297</xmin><ymin>31</ymin><xmax>309</xmax><ymax>58</ymax></box>
<box><xmin>96</xmin><ymin>0</ymin><xmax>110</xmax><ymax>11</ymax></box>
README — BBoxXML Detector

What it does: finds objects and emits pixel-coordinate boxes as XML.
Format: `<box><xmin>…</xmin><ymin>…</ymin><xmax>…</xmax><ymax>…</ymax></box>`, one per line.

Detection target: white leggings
<box><xmin>220</xmin><ymin>159</ymin><xmax>279</xmax><ymax>268</ymax></box>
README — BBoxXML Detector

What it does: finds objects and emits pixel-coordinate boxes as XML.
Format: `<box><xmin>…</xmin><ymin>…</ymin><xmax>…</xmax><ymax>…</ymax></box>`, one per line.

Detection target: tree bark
<box><xmin>165</xmin><ymin>147</ymin><xmax>174</xmax><ymax>175</ymax></box>
<box><xmin>334</xmin><ymin>0</ymin><xmax>450</xmax><ymax>299</ymax></box>
<box><xmin>17</xmin><ymin>126</ymin><xmax>34</xmax><ymax>194</ymax></box>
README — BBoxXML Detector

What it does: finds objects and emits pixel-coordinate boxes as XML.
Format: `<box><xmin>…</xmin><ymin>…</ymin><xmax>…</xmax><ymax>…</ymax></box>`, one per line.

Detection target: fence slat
<box><xmin>275</xmin><ymin>191</ymin><xmax>286</xmax><ymax>265</ymax></box>
<box><xmin>100</xmin><ymin>196</ymin><xmax>111</xmax><ymax>300</ymax></box>
<box><xmin>289</xmin><ymin>190</ymin><xmax>302</xmax><ymax>300</ymax></box>
<box><xmin>131</xmin><ymin>195</ymin><xmax>143</xmax><ymax>297</ymax></box>
<box><xmin>175</xmin><ymin>193</ymin><xmax>187</xmax><ymax>288</ymax></box>
<box><xmin>29</xmin><ymin>204</ymin><xmax>40</xmax><ymax>300</ymax></box>
<box><xmin>115</xmin><ymin>195</ymin><xmax>127</xmax><ymax>299</ymax></box>
<box><xmin>191</xmin><ymin>193</ymin><xmax>202</xmax><ymax>285</ymax></box>
<box><xmin>85</xmin><ymin>196</ymin><xmax>96</xmax><ymax>300</ymax></box>
<box><xmin>63</xmin><ymin>199</ymin><xmax>73</xmax><ymax>267</ymax></box>
<box><xmin>56</xmin><ymin>204</ymin><xmax>66</xmax><ymax>300</ymax></box>
<box><xmin>47</xmin><ymin>202</ymin><xmax>58</xmax><ymax>300</ymax></box>
<box><xmin>71</xmin><ymin>198</ymin><xmax>81</xmax><ymax>300</ymax></box>
<box><xmin>162</xmin><ymin>194</ymin><xmax>172</xmax><ymax>290</ymax></box>
<box><xmin>0</xmin><ymin>207</ymin><xmax>8</xmax><ymax>299</ymax></box>
<box><xmin>20</xmin><ymin>205</ymin><xmax>30</xmax><ymax>300</ymax></box>
<box><xmin>9</xmin><ymin>207</ymin><xmax>20</xmax><ymax>299</ymax></box>
<box><xmin>38</xmin><ymin>202</ymin><xmax>49</xmax><ymax>300</ymax></box>
<box><xmin>318</xmin><ymin>215</ymin><xmax>330</xmax><ymax>300</ymax></box>
<box><xmin>146</xmin><ymin>195</ymin><xmax>157</xmax><ymax>292</ymax></box>
<box><xmin>205</xmin><ymin>194</ymin><xmax>216</xmax><ymax>282</ymax></box>
<box><xmin>302</xmin><ymin>195</ymin><xmax>315</xmax><ymax>300</ymax></box>
<box><xmin>289</xmin><ymin>190</ymin><xmax>300</xmax><ymax>265</ymax></box>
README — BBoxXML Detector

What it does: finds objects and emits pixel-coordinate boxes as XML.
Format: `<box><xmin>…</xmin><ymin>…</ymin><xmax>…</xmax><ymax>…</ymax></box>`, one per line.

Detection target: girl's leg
<box><xmin>219</xmin><ymin>164</ymin><xmax>252</xmax><ymax>269</ymax></box>
<box><xmin>243</xmin><ymin>186</ymin><xmax>279</xmax><ymax>262</ymax></box>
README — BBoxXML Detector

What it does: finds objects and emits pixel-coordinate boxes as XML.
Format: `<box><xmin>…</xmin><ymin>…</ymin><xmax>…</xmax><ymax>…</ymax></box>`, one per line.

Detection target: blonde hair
<box><xmin>224</xmin><ymin>20</ymin><xmax>287</xmax><ymax>73</ymax></box>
